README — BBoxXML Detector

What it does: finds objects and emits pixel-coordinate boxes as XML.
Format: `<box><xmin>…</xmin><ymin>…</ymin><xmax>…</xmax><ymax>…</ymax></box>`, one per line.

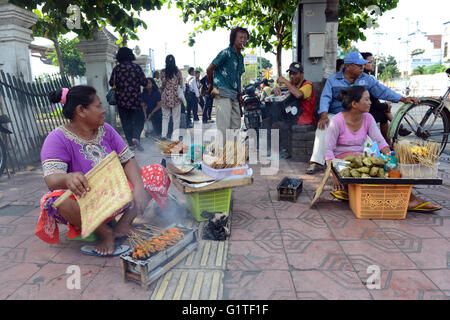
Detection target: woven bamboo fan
<box><xmin>310</xmin><ymin>164</ymin><xmax>332</xmax><ymax>207</ymax></box>
<box><xmin>52</xmin><ymin>151</ymin><xmax>133</xmax><ymax>238</ymax></box>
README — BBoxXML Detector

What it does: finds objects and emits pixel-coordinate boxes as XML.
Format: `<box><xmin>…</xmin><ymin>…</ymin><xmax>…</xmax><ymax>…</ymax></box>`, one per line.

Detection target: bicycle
<box><xmin>388</xmin><ymin>68</ymin><xmax>450</xmax><ymax>155</ymax></box>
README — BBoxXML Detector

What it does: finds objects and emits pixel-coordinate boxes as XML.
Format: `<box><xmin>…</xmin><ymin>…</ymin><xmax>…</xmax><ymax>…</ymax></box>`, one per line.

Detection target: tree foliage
<box><xmin>378</xmin><ymin>55</ymin><xmax>400</xmax><ymax>80</ymax></box>
<box><xmin>412</xmin><ymin>63</ymin><xmax>447</xmax><ymax>75</ymax></box>
<box><xmin>48</xmin><ymin>36</ymin><xmax>86</xmax><ymax>79</ymax></box>
<box><xmin>10</xmin><ymin>0</ymin><xmax>165</xmax><ymax>41</ymax></box>
<box><xmin>338</xmin><ymin>0</ymin><xmax>399</xmax><ymax>49</ymax></box>
<box><xmin>173</xmin><ymin>0</ymin><xmax>399</xmax><ymax>76</ymax></box>
<box><xmin>173</xmin><ymin>0</ymin><xmax>297</xmax><ymax>76</ymax></box>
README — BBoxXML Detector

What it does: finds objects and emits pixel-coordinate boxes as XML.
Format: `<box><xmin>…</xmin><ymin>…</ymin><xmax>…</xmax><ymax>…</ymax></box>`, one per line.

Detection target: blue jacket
<box><xmin>319</xmin><ymin>70</ymin><xmax>402</xmax><ymax>115</ymax></box>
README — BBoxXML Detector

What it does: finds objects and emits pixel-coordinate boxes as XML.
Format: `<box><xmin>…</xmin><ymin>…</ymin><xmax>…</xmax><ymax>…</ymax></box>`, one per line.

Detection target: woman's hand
<box><xmin>131</xmin><ymin>186</ymin><xmax>149</xmax><ymax>216</ymax></box>
<box><xmin>328</xmin><ymin>160</ymin><xmax>344</xmax><ymax>191</ymax></box>
<box><xmin>65</xmin><ymin>172</ymin><xmax>90</xmax><ymax>198</ymax></box>
<box><xmin>147</xmin><ymin>112</ymin><xmax>153</xmax><ymax>120</ymax></box>
<box><xmin>380</xmin><ymin>146</ymin><xmax>391</xmax><ymax>155</ymax></box>
<box><xmin>123</xmin><ymin>158</ymin><xmax>149</xmax><ymax>216</ymax></box>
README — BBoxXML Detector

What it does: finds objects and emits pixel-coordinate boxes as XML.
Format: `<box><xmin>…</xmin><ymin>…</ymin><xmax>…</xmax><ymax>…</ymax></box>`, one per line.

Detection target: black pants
<box><xmin>118</xmin><ymin>107</ymin><xmax>145</xmax><ymax>146</ymax></box>
<box><xmin>202</xmin><ymin>95</ymin><xmax>213</xmax><ymax>122</ymax></box>
<box><xmin>150</xmin><ymin>112</ymin><xmax>162</xmax><ymax>136</ymax></box>
<box><xmin>271</xmin><ymin>120</ymin><xmax>294</xmax><ymax>154</ymax></box>
<box><xmin>186</xmin><ymin>92</ymin><xmax>199</xmax><ymax>121</ymax></box>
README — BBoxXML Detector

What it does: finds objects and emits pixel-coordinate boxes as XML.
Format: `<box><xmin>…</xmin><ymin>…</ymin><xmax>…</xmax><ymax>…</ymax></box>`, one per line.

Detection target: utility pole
<box><xmin>193</xmin><ymin>50</ymin><xmax>196</xmax><ymax>68</ymax></box>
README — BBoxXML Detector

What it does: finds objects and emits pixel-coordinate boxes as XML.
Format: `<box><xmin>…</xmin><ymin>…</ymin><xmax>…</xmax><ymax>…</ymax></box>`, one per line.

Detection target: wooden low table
<box><xmin>170</xmin><ymin>173</ymin><xmax>253</xmax><ymax>194</ymax></box>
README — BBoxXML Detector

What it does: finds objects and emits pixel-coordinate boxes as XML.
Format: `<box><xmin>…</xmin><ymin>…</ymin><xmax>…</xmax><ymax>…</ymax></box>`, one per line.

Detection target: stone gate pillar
<box><xmin>135</xmin><ymin>54</ymin><xmax>152</xmax><ymax>77</ymax></box>
<box><xmin>0</xmin><ymin>0</ymin><xmax>38</xmax><ymax>82</ymax></box>
<box><xmin>76</xmin><ymin>28</ymin><xmax>119</xmax><ymax>128</ymax></box>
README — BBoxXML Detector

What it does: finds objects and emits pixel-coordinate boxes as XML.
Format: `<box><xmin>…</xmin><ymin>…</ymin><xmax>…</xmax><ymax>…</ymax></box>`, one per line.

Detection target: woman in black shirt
<box><xmin>141</xmin><ymin>78</ymin><xmax>162</xmax><ymax>137</ymax></box>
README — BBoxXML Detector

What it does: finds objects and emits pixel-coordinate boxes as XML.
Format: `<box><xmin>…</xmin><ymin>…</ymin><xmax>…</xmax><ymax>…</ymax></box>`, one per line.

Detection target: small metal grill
<box><xmin>120</xmin><ymin>224</ymin><xmax>198</xmax><ymax>290</ymax></box>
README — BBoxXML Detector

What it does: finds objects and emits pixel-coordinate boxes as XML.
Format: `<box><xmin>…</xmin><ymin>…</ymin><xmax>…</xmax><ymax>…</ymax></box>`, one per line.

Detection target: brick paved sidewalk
<box><xmin>0</xmin><ymin>127</ymin><xmax>449</xmax><ymax>300</ymax></box>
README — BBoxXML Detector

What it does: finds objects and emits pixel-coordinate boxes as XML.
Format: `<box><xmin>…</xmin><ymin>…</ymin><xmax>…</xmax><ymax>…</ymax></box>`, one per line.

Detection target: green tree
<box><xmin>173</xmin><ymin>0</ymin><xmax>399</xmax><ymax>78</ymax></box>
<box><xmin>258</xmin><ymin>57</ymin><xmax>273</xmax><ymax>70</ymax></box>
<box><xmin>323</xmin><ymin>0</ymin><xmax>399</xmax><ymax>79</ymax></box>
<box><xmin>412</xmin><ymin>65</ymin><xmax>426</xmax><ymax>75</ymax></box>
<box><xmin>378</xmin><ymin>55</ymin><xmax>400</xmax><ymax>80</ymax></box>
<box><xmin>10</xmin><ymin>0</ymin><xmax>166</xmax><ymax>74</ymax></box>
<box><xmin>174</xmin><ymin>0</ymin><xmax>298</xmax><ymax>76</ymax></box>
<box><xmin>48</xmin><ymin>36</ymin><xmax>86</xmax><ymax>82</ymax></box>
<box><xmin>242</xmin><ymin>64</ymin><xmax>259</xmax><ymax>86</ymax></box>
<box><xmin>424</xmin><ymin>63</ymin><xmax>447</xmax><ymax>74</ymax></box>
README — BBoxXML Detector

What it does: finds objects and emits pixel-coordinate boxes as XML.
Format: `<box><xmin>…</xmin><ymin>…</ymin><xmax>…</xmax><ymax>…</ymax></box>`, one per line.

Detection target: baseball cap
<box><xmin>343</xmin><ymin>52</ymin><xmax>368</xmax><ymax>65</ymax></box>
<box><xmin>286</xmin><ymin>62</ymin><xmax>304</xmax><ymax>73</ymax></box>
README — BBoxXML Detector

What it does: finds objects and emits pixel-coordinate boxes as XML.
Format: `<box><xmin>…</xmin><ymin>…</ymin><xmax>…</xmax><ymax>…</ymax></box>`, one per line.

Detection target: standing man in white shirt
<box><xmin>186</xmin><ymin>67</ymin><xmax>200</xmax><ymax>123</ymax></box>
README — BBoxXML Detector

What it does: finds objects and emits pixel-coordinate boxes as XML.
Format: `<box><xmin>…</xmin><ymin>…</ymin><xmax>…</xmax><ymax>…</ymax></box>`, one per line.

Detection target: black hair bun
<box><xmin>337</xmin><ymin>89</ymin><xmax>348</xmax><ymax>102</ymax></box>
<box><xmin>47</xmin><ymin>89</ymin><xmax>63</xmax><ymax>104</ymax></box>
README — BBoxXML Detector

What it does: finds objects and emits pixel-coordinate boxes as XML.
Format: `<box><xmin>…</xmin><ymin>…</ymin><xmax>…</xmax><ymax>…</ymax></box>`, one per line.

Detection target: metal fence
<box><xmin>0</xmin><ymin>71</ymin><xmax>71</xmax><ymax>173</ymax></box>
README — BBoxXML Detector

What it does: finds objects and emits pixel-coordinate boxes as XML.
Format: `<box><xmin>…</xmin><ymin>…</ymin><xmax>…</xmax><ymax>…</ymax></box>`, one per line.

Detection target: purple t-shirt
<box><xmin>41</xmin><ymin>122</ymin><xmax>134</xmax><ymax>177</ymax></box>
<box><xmin>325</xmin><ymin>112</ymin><xmax>389</xmax><ymax>160</ymax></box>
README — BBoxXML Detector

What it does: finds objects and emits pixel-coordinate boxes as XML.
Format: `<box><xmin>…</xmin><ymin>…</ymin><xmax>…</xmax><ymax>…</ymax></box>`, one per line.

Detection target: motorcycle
<box><xmin>242</xmin><ymin>80</ymin><xmax>264</xmax><ymax>130</ymax></box>
<box><xmin>265</xmin><ymin>90</ymin><xmax>301</xmax><ymax>124</ymax></box>
<box><xmin>0</xmin><ymin>114</ymin><xmax>12</xmax><ymax>176</ymax></box>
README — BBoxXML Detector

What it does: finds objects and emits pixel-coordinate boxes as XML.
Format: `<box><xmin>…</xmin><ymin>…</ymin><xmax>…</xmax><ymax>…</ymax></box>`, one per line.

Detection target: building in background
<box><xmin>442</xmin><ymin>21</ymin><xmax>450</xmax><ymax>66</ymax></box>
<box><xmin>397</xmin><ymin>26</ymin><xmax>443</xmax><ymax>76</ymax></box>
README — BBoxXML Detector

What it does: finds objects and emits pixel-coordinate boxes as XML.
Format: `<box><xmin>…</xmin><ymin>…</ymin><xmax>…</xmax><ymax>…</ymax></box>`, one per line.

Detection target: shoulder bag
<box><xmin>106</xmin><ymin>70</ymin><xmax>117</xmax><ymax>105</ymax></box>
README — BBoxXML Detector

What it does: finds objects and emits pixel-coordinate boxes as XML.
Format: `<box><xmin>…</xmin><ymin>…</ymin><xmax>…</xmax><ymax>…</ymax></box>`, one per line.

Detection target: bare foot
<box><xmin>94</xmin><ymin>225</ymin><xmax>116</xmax><ymax>256</ymax></box>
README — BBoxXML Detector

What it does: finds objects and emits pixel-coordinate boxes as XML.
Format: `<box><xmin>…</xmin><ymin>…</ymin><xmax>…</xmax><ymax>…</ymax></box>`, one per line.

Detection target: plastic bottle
<box><xmin>385</xmin><ymin>151</ymin><xmax>401</xmax><ymax>178</ymax></box>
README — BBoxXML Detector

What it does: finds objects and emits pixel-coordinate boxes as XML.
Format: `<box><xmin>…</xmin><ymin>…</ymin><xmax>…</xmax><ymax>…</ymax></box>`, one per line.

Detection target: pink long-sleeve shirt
<box><xmin>325</xmin><ymin>112</ymin><xmax>389</xmax><ymax>160</ymax></box>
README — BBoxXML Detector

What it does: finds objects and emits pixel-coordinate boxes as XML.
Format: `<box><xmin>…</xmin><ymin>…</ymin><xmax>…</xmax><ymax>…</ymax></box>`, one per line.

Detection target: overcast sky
<box><xmin>30</xmin><ymin>0</ymin><xmax>450</xmax><ymax>77</ymax></box>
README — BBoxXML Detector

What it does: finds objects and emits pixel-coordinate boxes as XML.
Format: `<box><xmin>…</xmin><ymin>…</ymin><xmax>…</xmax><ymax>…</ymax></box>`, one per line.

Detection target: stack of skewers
<box><xmin>128</xmin><ymin>225</ymin><xmax>184</xmax><ymax>260</ymax></box>
<box><xmin>157</xmin><ymin>140</ymin><xmax>189</xmax><ymax>155</ymax></box>
<box><xmin>202</xmin><ymin>141</ymin><xmax>248</xmax><ymax>169</ymax></box>
<box><xmin>394</xmin><ymin>140</ymin><xmax>439</xmax><ymax>167</ymax></box>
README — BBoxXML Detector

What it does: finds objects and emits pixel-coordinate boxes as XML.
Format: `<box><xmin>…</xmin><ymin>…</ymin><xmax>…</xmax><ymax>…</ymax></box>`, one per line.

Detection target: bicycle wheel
<box><xmin>392</xmin><ymin>101</ymin><xmax>449</xmax><ymax>154</ymax></box>
<box><xmin>0</xmin><ymin>138</ymin><xmax>6</xmax><ymax>175</ymax></box>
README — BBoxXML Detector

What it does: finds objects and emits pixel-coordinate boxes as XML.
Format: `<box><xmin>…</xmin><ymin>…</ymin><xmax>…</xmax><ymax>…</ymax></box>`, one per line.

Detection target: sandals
<box><xmin>331</xmin><ymin>190</ymin><xmax>349</xmax><ymax>201</ymax></box>
<box><xmin>408</xmin><ymin>202</ymin><xmax>442</xmax><ymax>213</ymax></box>
<box><xmin>306</xmin><ymin>163</ymin><xmax>324</xmax><ymax>175</ymax></box>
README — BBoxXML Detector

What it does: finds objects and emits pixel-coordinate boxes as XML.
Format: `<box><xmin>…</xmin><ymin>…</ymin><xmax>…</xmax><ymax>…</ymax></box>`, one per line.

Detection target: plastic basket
<box><xmin>348</xmin><ymin>184</ymin><xmax>413</xmax><ymax>220</ymax></box>
<box><xmin>187</xmin><ymin>188</ymin><xmax>232</xmax><ymax>221</ymax></box>
<box><xmin>398</xmin><ymin>163</ymin><xmax>438</xmax><ymax>178</ymax></box>
<box><xmin>202</xmin><ymin>163</ymin><xmax>248</xmax><ymax>180</ymax></box>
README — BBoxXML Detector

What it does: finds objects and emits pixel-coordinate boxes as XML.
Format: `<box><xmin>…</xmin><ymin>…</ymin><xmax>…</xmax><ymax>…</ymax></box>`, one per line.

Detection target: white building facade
<box><xmin>397</xmin><ymin>28</ymin><xmax>442</xmax><ymax>76</ymax></box>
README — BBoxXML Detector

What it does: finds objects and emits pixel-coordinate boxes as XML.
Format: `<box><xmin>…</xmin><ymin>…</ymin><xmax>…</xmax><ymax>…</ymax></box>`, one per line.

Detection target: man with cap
<box><xmin>271</xmin><ymin>62</ymin><xmax>316</xmax><ymax>158</ymax></box>
<box><xmin>306</xmin><ymin>51</ymin><xmax>418</xmax><ymax>174</ymax></box>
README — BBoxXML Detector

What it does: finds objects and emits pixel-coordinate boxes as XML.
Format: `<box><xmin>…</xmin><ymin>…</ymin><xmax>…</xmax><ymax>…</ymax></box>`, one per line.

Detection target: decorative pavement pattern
<box><xmin>0</xmin><ymin>127</ymin><xmax>449</xmax><ymax>300</ymax></box>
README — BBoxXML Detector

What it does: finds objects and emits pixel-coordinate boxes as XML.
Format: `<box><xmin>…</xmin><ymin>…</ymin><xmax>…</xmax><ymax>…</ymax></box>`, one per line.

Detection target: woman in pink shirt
<box><xmin>325</xmin><ymin>86</ymin><xmax>441</xmax><ymax>212</ymax></box>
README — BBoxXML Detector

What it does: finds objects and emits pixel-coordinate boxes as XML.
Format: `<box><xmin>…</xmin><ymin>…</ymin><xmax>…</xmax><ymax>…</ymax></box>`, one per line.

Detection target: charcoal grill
<box><xmin>120</xmin><ymin>224</ymin><xmax>198</xmax><ymax>290</ymax></box>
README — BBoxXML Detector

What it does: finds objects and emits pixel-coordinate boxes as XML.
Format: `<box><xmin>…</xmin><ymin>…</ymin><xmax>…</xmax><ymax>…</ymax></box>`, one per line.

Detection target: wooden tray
<box><xmin>332</xmin><ymin>165</ymin><xmax>442</xmax><ymax>186</ymax></box>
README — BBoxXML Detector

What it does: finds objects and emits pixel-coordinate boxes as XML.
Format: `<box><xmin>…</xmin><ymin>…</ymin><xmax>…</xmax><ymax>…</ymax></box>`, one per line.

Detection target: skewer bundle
<box><xmin>157</xmin><ymin>140</ymin><xmax>189</xmax><ymax>155</ymax></box>
<box><xmin>129</xmin><ymin>225</ymin><xmax>184</xmax><ymax>260</ymax></box>
<box><xmin>394</xmin><ymin>139</ymin><xmax>439</xmax><ymax>167</ymax></box>
<box><xmin>203</xmin><ymin>141</ymin><xmax>248</xmax><ymax>169</ymax></box>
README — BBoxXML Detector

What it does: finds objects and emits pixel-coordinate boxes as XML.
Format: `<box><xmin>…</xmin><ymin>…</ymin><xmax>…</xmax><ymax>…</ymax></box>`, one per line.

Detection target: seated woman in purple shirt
<box><xmin>325</xmin><ymin>86</ymin><xmax>441</xmax><ymax>212</ymax></box>
<box><xmin>38</xmin><ymin>86</ymin><xmax>171</xmax><ymax>256</ymax></box>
